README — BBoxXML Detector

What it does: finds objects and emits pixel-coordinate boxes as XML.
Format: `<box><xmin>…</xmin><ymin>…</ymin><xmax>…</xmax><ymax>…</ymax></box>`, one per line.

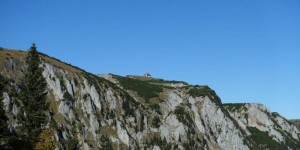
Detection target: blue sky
<box><xmin>1</xmin><ymin>0</ymin><xmax>300</xmax><ymax>119</ymax></box>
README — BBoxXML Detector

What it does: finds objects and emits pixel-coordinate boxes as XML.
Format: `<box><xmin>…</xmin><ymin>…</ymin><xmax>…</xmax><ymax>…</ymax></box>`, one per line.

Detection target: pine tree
<box><xmin>18</xmin><ymin>43</ymin><xmax>48</xmax><ymax>142</ymax></box>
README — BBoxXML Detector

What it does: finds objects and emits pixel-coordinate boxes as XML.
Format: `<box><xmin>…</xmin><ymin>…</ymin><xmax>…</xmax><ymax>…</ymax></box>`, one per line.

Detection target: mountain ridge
<box><xmin>1</xmin><ymin>48</ymin><xmax>299</xmax><ymax>149</ymax></box>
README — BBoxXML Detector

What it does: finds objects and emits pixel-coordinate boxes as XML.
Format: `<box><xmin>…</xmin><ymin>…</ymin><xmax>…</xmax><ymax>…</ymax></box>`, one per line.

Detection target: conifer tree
<box><xmin>18</xmin><ymin>43</ymin><xmax>48</xmax><ymax>142</ymax></box>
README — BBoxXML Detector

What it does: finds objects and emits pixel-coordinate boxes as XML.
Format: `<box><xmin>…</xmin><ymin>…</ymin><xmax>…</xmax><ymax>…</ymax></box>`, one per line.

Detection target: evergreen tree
<box><xmin>18</xmin><ymin>43</ymin><xmax>48</xmax><ymax>142</ymax></box>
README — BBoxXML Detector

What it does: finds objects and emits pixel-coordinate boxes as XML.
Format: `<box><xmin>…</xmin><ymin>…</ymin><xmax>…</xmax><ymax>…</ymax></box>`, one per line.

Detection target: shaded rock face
<box><xmin>1</xmin><ymin>50</ymin><xmax>300</xmax><ymax>149</ymax></box>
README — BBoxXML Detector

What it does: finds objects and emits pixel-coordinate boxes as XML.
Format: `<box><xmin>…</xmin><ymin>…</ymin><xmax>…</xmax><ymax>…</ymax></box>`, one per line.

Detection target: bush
<box><xmin>152</xmin><ymin>116</ymin><xmax>160</xmax><ymax>128</ymax></box>
<box><xmin>122</xmin><ymin>93</ymin><xmax>138</xmax><ymax>117</ymax></box>
<box><xmin>100</xmin><ymin>134</ymin><xmax>112</xmax><ymax>149</ymax></box>
<box><xmin>147</xmin><ymin>79</ymin><xmax>187</xmax><ymax>85</ymax></box>
<box><xmin>33</xmin><ymin>129</ymin><xmax>58</xmax><ymax>150</ymax></box>
<box><xmin>63</xmin><ymin>91</ymin><xmax>73</xmax><ymax>101</ymax></box>
<box><xmin>149</xmin><ymin>103</ymin><xmax>160</xmax><ymax>111</ymax></box>
<box><xmin>223</xmin><ymin>103</ymin><xmax>246</xmax><ymax>111</ymax></box>
<box><xmin>187</xmin><ymin>86</ymin><xmax>210</xmax><ymax>97</ymax></box>
<box><xmin>247</xmin><ymin>127</ymin><xmax>283</xmax><ymax>149</ymax></box>
<box><xmin>174</xmin><ymin>106</ymin><xmax>193</xmax><ymax>128</ymax></box>
<box><xmin>115</xmin><ymin>76</ymin><xmax>163</xmax><ymax>101</ymax></box>
<box><xmin>187</xmin><ymin>86</ymin><xmax>222</xmax><ymax>105</ymax></box>
<box><xmin>66</xmin><ymin>138</ymin><xmax>79</xmax><ymax>150</ymax></box>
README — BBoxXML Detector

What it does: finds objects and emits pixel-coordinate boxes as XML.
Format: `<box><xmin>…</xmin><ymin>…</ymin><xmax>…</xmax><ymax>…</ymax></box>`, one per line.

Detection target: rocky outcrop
<box><xmin>225</xmin><ymin>103</ymin><xmax>300</xmax><ymax>149</ymax></box>
<box><xmin>290</xmin><ymin>120</ymin><xmax>300</xmax><ymax>131</ymax></box>
<box><xmin>1</xmin><ymin>49</ymin><xmax>300</xmax><ymax>149</ymax></box>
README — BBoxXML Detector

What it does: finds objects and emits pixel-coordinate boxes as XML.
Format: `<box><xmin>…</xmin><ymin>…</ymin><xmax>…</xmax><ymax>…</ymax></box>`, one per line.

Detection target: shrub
<box><xmin>187</xmin><ymin>86</ymin><xmax>222</xmax><ymax>105</ymax></box>
<box><xmin>115</xmin><ymin>76</ymin><xmax>163</xmax><ymax>101</ymax></box>
<box><xmin>152</xmin><ymin>116</ymin><xmax>160</xmax><ymax>128</ymax></box>
<box><xmin>247</xmin><ymin>126</ymin><xmax>283</xmax><ymax>149</ymax></box>
<box><xmin>33</xmin><ymin>129</ymin><xmax>58</xmax><ymax>150</ymax></box>
<box><xmin>223</xmin><ymin>103</ymin><xmax>246</xmax><ymax>111</ymax></box>
<box><xmin>187</xmin><ymin>86</ymin><xmax>210</xmax><ymax>97</ymax></box>
<box><xmin>149</xmin><ymin>103</ymin><xmax>160</xmax><ymax>111</ymax></box>
<box><xmin>174</xmin><ymin>106</ymin><xmax>193</xmax><ymax>128</ymax></box>
<box><xmin>66</xmin><ymin>138</ymin><xmax>79</xmax><ymax>150</ymax></box>
<box><xmin>122</xmin><ymin>93</ymin><xmax>137</xmax><ymax>117</ymax></box>
<box><xmin>63</xmin><ymin>91</ymin><xmax>73</xmax><ymax>100</ymax></box>
<box><xmin>100</xmin><ymin>134</ymin><xmax>112</xmax><ymax>149</ymax></box>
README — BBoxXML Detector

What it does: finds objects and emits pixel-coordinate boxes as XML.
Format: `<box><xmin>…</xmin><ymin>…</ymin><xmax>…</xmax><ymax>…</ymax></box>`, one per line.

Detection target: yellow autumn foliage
<box><xmin>33</xmin><ymin>129</ymin><xmax>58</xmax><ymax>150</ymax></box>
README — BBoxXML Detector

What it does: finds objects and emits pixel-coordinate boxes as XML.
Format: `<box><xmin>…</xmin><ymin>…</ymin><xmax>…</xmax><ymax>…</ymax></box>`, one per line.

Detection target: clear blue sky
<box><xmin>1</xmin><ymin>0</ymin><xmax>300</xmax><ymax>119</ymax></box>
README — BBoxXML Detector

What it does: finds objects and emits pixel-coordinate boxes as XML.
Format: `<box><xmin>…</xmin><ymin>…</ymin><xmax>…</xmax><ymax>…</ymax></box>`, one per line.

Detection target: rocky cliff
<box><xmin>1</xmin><ymin>49</ymin><xmax>300</xmax><ymax>149</ymax></box>
<box><xmin>290</xmin><ymin>120</ymin><xmax>300</xmax><ymax>131</ymax></box>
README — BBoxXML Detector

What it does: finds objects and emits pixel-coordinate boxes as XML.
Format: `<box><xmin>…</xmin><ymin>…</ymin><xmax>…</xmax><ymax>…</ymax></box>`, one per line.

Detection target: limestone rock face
<box><xmin>1</xmin><ymin>50</ymin><xmax>299</xmax><ymax>149</ymax></box>
<box><xmin>290</xmin><ymin>120</ymin><xmax>300</xmax><ymax>131</ymax></box>
<box><xmin>225</xmin><ymin>103</ymin><xmax>300</xmax><ymax>149</ymax></box>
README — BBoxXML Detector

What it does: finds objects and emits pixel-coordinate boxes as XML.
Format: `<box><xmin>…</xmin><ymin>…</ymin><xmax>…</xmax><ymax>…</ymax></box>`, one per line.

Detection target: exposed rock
<box><xmin>1</xmin><ymin>49</ymin><xmax>299</xmax><ymax>149</ymax></box>
<box><xmin>290</xmin><ymin>119</ymin><xmax>300</xmax><ymax>131</ymax></box>
<box><xmin>225</xmin><ymin>103</ymin><xmax>300</xmax><ymax>149</ymax></box>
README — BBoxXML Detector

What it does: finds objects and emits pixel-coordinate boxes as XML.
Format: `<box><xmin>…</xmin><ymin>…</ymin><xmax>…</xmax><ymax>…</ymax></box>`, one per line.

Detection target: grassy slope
<box><xmin>0</xmin><ymin>49</ymin><xmax>27</xmax><ymax>70</ymax></box>
<box><xmin>0</xmin><ymin>48</ymin><xmax>83</xmax><ymax>74</ymax></box>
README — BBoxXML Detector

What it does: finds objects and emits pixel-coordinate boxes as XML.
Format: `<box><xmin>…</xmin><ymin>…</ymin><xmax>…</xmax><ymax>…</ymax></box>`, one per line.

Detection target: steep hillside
<box><xmin>290</xmin><ymin>120</ymin><xmax>300</xmax><ymax>131</ymax></box>
<box><xmin>1</xmin><ymin>48</ymin><xmax>300</xmax><ymax>149</ymax></box>
<box><xmin>224</xmin><ymin>103</ymin><xmax>300</xmax><ymax>149</ymax></box>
